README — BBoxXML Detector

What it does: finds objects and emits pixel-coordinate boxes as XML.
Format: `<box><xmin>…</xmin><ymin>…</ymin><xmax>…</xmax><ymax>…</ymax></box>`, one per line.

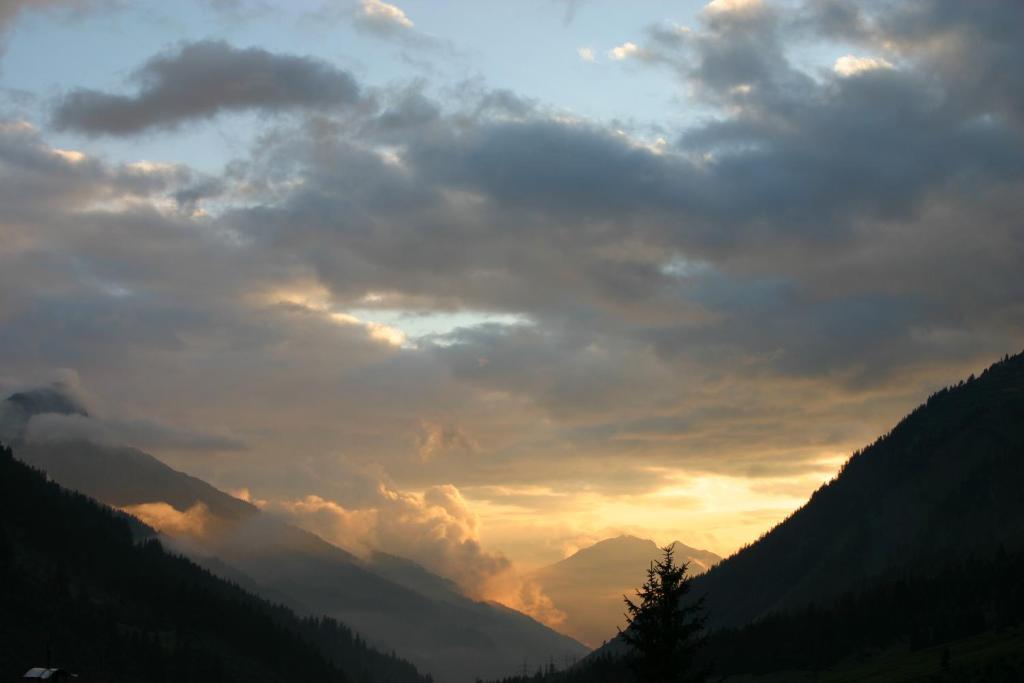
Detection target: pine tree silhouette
<box><xmin>619</xmin><ymin>545</ymin><xmax>707</xmax><ymax>683</ymax></box>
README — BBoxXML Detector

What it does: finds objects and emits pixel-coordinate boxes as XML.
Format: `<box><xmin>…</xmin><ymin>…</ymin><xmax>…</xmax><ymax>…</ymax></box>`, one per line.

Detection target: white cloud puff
<box><xmin>608</xmin><ymin>41</ymin><xmax>641</xmax><ymax>61</ymax></box>
<box><xmin>261</xmin><ymin>482</ymin><xmax>576</xmax><ymax>628</ymax></box>
<box><xmin>833</xmin><ymin>54</ymin><xmax>895</xmax><ymax>77</ymax></box>
<box><xmin>262</xmin><ymin>480</ymin><xmax>509</xmax><ymax>596</ymax></box>
<box><xmin>357</xmin><ymin>0</ymin><xmax>414</xmax><ymax>33</ymax></box>
<box><xmin>703</xmin><ymin>0</ymin><xmax>763</xmax><ymax>16</ymax></box>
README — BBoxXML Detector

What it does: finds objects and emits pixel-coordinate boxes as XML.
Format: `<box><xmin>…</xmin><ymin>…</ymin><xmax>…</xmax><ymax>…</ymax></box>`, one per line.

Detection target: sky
<box><xmin>1</xmin><ymin>0</ymin><xmax>1023</xmax><ymax>617</ymax></box>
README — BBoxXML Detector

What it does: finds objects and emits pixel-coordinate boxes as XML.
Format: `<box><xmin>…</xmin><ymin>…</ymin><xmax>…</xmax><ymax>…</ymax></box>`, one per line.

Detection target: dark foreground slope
<box><xmin>0</xmin><ymin>445</ymin><xmax>429</xmax><ymax>683</ymax></box>
<box><xmin>704</xmin><ymin>544</ymin><xmax>1024</xmax><ymax>679</ymax></box>
<box><xmin>694</xmin><ymin>351</ymin><xmax>1024</xmax><ymax>629</ymax></box>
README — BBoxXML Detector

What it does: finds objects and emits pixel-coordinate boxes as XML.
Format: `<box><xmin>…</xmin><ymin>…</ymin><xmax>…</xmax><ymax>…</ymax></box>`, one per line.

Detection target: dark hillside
<box><xmin>694</xmin><ymin>351</ymin><xmax>1024</xmax><ymax>629</ymax></box>
<box><xmin>704</xmin><ymin>545</ymin><xmax>1024</xmax><ymax>679</ymax></box>
<box><xmin>0</xmin><ymin>444</ymin><xmax>429</xmax><ymax>683</ymax></box>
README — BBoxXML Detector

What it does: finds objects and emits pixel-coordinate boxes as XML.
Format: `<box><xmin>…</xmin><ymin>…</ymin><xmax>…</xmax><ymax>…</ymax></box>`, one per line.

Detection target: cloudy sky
<box><xmin>1</xmin><ymin>0</ymin><xmax>1022</xmax><ymax>594</ymax></box>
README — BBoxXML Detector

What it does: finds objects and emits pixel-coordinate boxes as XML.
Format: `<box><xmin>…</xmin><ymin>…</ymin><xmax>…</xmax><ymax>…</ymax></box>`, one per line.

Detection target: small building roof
<box><xmin>22</xmin><ymin>668</ymin><xmax>75</xmax><ymax>679</ymax></box>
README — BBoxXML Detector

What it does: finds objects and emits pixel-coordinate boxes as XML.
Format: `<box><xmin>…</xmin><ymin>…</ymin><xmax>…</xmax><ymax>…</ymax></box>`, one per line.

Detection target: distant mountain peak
<box><xmin>565</xmin><ymin>535</ymin><xmax>718</xmax><ymax>565</ymax></box>
<box><xmin>580</xmin><ymin>534</ymin><xmax>656</xmax><ymax>551</ymax></box>
<box><xmin>530</xmin><ymin>535</ymin><xmax>721</xmax><ymax>646</ymax></box>
<box><xmin>5</xmin><ymin>386</ymin><xmax>89</xmax><ymax>418</ymax></box>
<box><xmin>1</xmin><ymin>385</ymin><xmax>90</xmax><ymax>444</ymax></box>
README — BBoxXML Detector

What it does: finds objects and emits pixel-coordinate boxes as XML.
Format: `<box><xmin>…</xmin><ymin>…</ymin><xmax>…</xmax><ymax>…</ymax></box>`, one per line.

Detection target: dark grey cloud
<box><xmin>172</xmin><ymin>176</ymin><xmax>227</xmax><ymax>213</ymax></box>
<box><xmin>373</xmin><ymin>88</ymin><xmax>441</xmax><ymax>132</ymax></box>
<box><xmin>52</xmin><ymin>40</ymin><xmax>361</xmax><ymax>135</ymax></box>
<box><xmin>799</xmin><ymin>0</ymin><xmax>1024</xmax><ymax>131</ymax></box>
<box><xmin>430</xmin><ymin>322</ymin><xmax>671</xmax><ymax>422</ymax></box>
<box><xmin>795</xmin><ymin>0</ymin><xmax>873</xmax><ymax>41</ymax></box>
<box><xmin>228</xmin><ymin>60</ymin><xmax>1023</xmax><ymax>347</ymax></box>
<box><xmin>875</xmin><ymin>0</ymin><xmax>1024</xmax><ymax>131</ymax></box>
<box><xmin>3</xmin><ymin>0</ymin><xmax>1024</xmax><ymax>558</ymax></box>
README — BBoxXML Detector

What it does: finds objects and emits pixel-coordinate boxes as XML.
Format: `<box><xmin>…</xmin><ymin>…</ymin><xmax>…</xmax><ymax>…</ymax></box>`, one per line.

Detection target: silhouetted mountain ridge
<box><xmin>15</xmin><ymin>440</ymin><xmax>258</xmax><ymax>522</ymax></box>
<box><xmin>559</xmin><ymin>536</ymin><xmax>719</xmax><ymax>573</ymax></box>
<box><xmin>0</xmin><ymin>393</ymin><xmax>588</xmax><ymax>683</ymax></box>
<box><xmin>0</xmin><ymin>444</ymin><xmax>429</xmax><ymax>683</ymax></box>
<box><xmin>692</xmin><ymin>350</ymin><xmax>1024</xmax><ymax>629</ymax></box>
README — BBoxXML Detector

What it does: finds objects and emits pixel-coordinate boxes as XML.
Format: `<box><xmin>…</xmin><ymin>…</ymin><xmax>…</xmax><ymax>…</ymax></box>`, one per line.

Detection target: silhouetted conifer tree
<box><xmin>619</xmin><ymin>545</ymin><xmax>707</xmax><ymax>683</ymax></box>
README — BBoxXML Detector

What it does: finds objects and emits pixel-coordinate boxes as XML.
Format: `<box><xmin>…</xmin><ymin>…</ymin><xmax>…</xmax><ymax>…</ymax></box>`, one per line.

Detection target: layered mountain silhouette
<box><xmin>0</xmin><ymin>444</ymin><xmax>429</xmax><ymax>683</ymax></box>
<box><xmin>0</xmin><ymin>392</ymin><xmax>587</xmax><ymax>683</ymax></box>
<box><xmin>13</xmin><ymin>350</ymin><xmax>1024</xmax><ymax>681</ymax></box>
<box><xmin>529</xmin><ymin>536</ymin><xmax>720</xmax><ymax>647</ymax></box>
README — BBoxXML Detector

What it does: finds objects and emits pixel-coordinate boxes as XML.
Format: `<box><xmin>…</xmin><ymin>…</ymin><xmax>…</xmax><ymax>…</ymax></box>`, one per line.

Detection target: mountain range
<box><xmin>0</xmin><ymin>388</ymin><xmax>587</xmax><ymax>683</ymax></box>
<box><xmin>9</xmin><ymin>349</ymin><xmax>1024</xmax><ymax>681</ymax></box>
<box><xmin>0</xmin><ymin>443</ymin><xmax>430</xmax><ymax>683</ymax></box>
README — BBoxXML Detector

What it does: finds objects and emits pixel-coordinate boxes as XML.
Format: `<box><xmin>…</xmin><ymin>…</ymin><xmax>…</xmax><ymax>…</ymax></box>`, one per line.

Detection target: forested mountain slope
<box><xmin>0</xmin><ymin>445</ymin><xmax>429</xmax><ymax>683</ymax></box>
<box><xmin>693</xmin><ymin>351</ymin><xmax>1024</xmax><ymax>629</ymax></box>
